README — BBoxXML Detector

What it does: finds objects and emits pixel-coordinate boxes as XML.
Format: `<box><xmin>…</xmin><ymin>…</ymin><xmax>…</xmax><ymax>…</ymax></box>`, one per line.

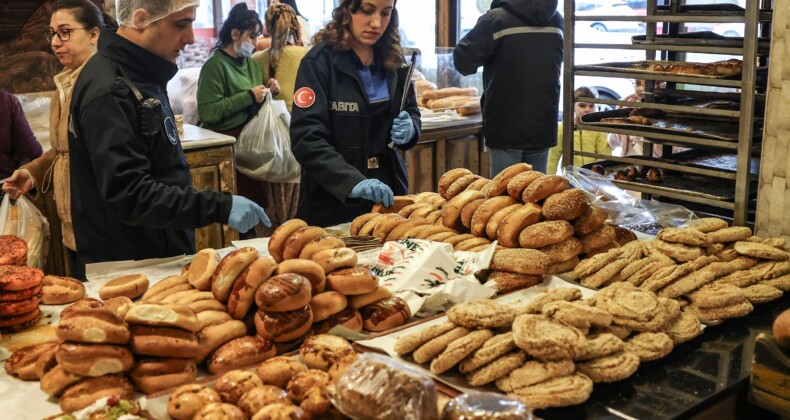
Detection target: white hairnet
<box><xmin>116</xmin><ymin>0</ymin><xmax>200</xmax><ymax>28</ymax></box>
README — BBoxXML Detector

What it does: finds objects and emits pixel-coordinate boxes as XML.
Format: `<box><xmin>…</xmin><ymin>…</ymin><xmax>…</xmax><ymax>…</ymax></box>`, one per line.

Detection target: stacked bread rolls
<box><xmin>417</xmin><ymin>87</ymin><xmax>482</xmax><ymax>116</ymax></box>
<box><xmin>0</xmin><ymin>235</ymin><xmax>48</xmax><ymax>333</ymax></box>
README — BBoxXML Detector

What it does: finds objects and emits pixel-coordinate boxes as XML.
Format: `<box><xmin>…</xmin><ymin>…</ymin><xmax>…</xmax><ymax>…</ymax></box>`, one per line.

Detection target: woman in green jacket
<box><xmin>548</xmin><ymin>86</ymin><xmax>611</xmax><ymax>175</ymax></box>
<box><xmin>197</xmin><ymin>3</ymin><xmax>279</xmax><ymax>237</ymax></box>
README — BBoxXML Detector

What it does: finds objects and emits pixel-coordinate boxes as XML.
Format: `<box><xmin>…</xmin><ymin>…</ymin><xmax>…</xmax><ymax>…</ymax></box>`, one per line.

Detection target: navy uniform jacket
<box><xmin>454</xmin><ymin>0</ymin><xmax>563</xmax><ymax>150</ymax></box>
<box><xmin>68</xmin><ymin>29</ymin><xmax>233</xmax><ymax>270</ymax></box>
<box><xmin>290</xmin><ymin>43</ymin><xmax>421</xmax><ymax>227</ymax></box>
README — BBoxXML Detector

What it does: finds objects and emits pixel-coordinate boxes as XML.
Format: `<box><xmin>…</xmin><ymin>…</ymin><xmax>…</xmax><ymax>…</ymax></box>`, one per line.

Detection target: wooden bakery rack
<box><xmin>561</xmin><ymin>0</ymin><xmax>773</xmax><ymax>226</ymax></box>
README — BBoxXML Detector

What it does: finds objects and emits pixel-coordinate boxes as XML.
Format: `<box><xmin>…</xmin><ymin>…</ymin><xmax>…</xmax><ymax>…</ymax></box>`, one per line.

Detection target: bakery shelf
<box><xmin>573</xmin><ymin>150</ymin><xmax>760</xmax><ymax>180</ymax></box>
<box><xmin>574</xmin><ymin>43</ymin><xmax>746</xmax><ymax>55</ymax></box>
<box><xmin>575</xmin><ymin>98</ymin><xmax>741</xmax><ymax>118</ymax></box>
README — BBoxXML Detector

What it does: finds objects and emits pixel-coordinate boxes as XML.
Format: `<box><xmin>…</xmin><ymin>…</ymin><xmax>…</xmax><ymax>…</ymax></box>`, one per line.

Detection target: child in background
<box><xmin>548</xmin><ymin>86</ymin><xmax>611</xmax><ymax>175</ymax></box>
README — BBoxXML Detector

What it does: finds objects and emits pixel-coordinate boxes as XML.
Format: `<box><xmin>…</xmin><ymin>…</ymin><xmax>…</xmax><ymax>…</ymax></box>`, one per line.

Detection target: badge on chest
<box><xmin>331</xmin><ymin>101</ymin><xmax>359</xmax><ymax>113</ymax></box>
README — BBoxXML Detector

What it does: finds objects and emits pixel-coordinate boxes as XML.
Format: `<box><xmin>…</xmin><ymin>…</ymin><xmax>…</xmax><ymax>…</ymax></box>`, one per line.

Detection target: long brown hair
<box><xmin>312</xmin><ymin>0</ymin><xmax>403</xmax><ymax>72</ymax></box>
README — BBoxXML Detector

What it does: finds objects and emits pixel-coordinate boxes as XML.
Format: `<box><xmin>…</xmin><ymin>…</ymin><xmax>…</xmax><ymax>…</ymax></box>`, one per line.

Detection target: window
<box><xmin>397</xmin><ymin>0</ymin><xmax>437</xmax><ymax>50</ymax></box>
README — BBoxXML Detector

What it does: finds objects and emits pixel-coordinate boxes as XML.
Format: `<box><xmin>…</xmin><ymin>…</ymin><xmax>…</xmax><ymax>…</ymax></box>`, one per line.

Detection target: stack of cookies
<box><xmin>124</xmin><ymin>303</ymin><xmax>200</xmax><ymax>393</ymax></box>
<box><xmin>0</xmin><ymin>264</ymin><xmax>44</xmax><ymax>333</ymax></box>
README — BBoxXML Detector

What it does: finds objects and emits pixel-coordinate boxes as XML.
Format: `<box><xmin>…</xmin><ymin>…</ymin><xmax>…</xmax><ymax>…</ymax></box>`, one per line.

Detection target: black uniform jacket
<box><xmin>454</xmin><ymin>0</ymin><xmax>563</xmax><ymax>150</ymax></box>
<box><xmin>68</xmin><ymin>28</ymin><xmax>233</xmax><ymax>268</ymax></box>
<box><xmin>290</xmin><ymin>43</ymin><xmax>421</xmax><ymax>227</ymax></box>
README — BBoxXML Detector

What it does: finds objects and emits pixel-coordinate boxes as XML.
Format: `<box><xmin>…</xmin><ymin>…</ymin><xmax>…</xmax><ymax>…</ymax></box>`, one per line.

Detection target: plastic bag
<box><xmin>562</xmin><ymin>166</ymin><xmax>697</xmax><ymax>228</ymax></box>
<box><xmin>0</xmin><ymin>193</ymin><xmax>50</xmax><ymax>269</ymax></box>
<box><xmin>442</xmin><ymin>391</ymin><xmax>531</xmax><ymax>419</ymax></box>
<box><xmin>235</xmin><ymin>91</ymin><xmax>301</xmax><ymax>182</ymax></box>
<box><xmin>332</xmin><ymin>353</ymin><xmax>438</xmax><ymax>420</ymax></box>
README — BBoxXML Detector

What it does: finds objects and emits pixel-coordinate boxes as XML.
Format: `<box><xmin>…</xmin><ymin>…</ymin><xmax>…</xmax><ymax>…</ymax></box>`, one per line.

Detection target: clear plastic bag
<box><xmin>562</xmin><ymin>166</ymin><xmax>698</xmax><ymax>228</ymax></box>
<box><xmin>0</xmin><ymin>193</ymin><xmax>50</xmax><ymax>269</ymax></box>
<box><xmin>332</xmin><ymin>353</ymin><xmax>439</xmax><ymax>420</ymax></box>
<box><xmin>235</xmin><ymin>91</ymin><xmax>301</xmax><ymax>183</ymax></box>
<box><xmin>442</xmin><ymin>391</ymin><xmax>531</xmax><ymax>420</ymax></box>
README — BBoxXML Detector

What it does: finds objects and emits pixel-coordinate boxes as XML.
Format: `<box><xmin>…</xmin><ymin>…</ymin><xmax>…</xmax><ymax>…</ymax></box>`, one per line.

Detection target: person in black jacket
<box><xmin>67</xmin><ymin>0</ymin><xmax>269</xmax><ymax>279</ymax></box>
<box><xmin>290</xmin><ymin>0</ymin><xmax>420</xmax><ymax>227</ymax></box>
<box><xmin>454</xmin><ymin>0</ymin><xmax>562</xmax><ymax>176</ymax></box>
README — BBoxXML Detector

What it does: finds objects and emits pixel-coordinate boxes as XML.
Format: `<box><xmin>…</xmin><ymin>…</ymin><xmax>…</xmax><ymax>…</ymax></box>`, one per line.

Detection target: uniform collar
<box><xmin>99</xmin><ymin>27</ymin><xmax>178</xmax><ymax>87</ymax></box>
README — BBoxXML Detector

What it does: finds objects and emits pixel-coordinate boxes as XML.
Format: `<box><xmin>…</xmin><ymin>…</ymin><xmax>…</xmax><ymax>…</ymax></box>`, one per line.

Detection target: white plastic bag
<box><xmin>236</xmin><ymin>91</ymin><xmax>301</xmax><ymax>182</ymax></box>
<box><xmin>0</xmin><ymin>194</ymin><xmax>50</xmax><ymax>269</ymax></box>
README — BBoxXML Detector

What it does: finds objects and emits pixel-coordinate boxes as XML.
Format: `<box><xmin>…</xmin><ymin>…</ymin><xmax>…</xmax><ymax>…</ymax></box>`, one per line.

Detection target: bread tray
<box><xmin>580</xmin><ymin>108</ymin><xmax>747</xmax><ymax>142</ymax></box>
<box><xmin>581</xmin><ymin>158</ymin><xmax>757</xmax><ymax>202</ymax></box>
<box><xmin>632</xmin><ymin>31</ymin><xmax>770</xmax><ymax>50</ymax></box>
<box><xmin>655</xmin><ymin>3</ymin><xmax>745</xmax><ymax>14</ymax></box>
<box><xmin>575</xmin><ymin>60</ymin><xmax>741</xmax><ymax>80</ymax></box>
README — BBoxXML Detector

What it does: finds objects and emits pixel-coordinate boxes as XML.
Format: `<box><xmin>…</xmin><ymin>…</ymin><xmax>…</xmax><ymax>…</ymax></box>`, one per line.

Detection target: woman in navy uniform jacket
<box><xmin>290</xmin><ymin>0</ymin><xmax>420</xmax><ymax>227</ymax></box>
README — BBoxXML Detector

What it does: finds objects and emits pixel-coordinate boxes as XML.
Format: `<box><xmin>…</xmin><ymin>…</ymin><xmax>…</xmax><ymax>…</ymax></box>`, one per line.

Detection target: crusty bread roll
<box><xmin>348</xmin><ymin>286</ymin><xmax>393</xmax><ymax>309</ymax></box>
<box><xmin>207</xmin><ymin>336</ymin><xmax>276</xmax><ymax>375</ymax></box>
<box><xmin>373</xmin><ymin>214</ymin><xmax>408</xmax><ymax>243</ymax></box>
<box><xmin>298</xmin><ymin>235</ymin><xmax>346</xmax><ymax>261</ymax></box>
<box><xmin>539</xmin><ymin>237</ymin><xmax>583</xmax><ymax>263</ymax></box>
<box><xmin>486</xmin><ymin>204</ymin><xmax>522</xmax><ymax>240</ymax></box>
<box><xmin>497</xmin><ymin>204</ymin><xmax>543</xmax><ymax>248</ymax></box>
<box><xmin>187</xmin><ymin>249</ymin><xmax>220</xmax><ymax>291</ymax></box>
<box><xmin>427</xmin><ymin>95</ymin><xmax>481</xmax><ymax>110</ymax></box>
<box><xmin>350</xmin><ymin>213</ymin><xmax>379</xmax><ymax>237</ymax></box>
<box><xmin>211</xmin><ymin>247</ymin><xmax>259</xmax><ymax>302</ymax></box>
<box><xmin>130</xmin><ymin>325</ymin><xmax>201</xmax><ymax>358</ymax></box>
<box><xmin>227</xmin><ymin>255</ymin><xmax>278</xmax><ymax>320</ymax></box>
<box><xmin>398</xmin><ymin>203</ymin><xmax>434</xmax><ymax>219</ymax></box>
<box><xmin>573</xmin><ymin>207</ymin><xmax>609</xmax><ymax>236</ymax></box>
<box><xmin>548</xmin><ymin>255</ymin><xmax>580</xmax><ymax>275</ymax></box>
<box><xmin>167</xmin><ymin>384</ymin><xmax>222</xmax><ymax>420</ymax></box>
<box><xmin>55</xmin><ymin>342</ymin><xmax>134</xmax><ymax>376</ymax></box>
<box><xmin>371</xmin><ymin>196</ymin><xmax>415</xmax><ymax>214</ymax></box>
<box><xmin>40</xmin><ymin>365</ymin><xmax>82</xmax><ymax>396</ymax></box>
<box><xmin>491</xmin><ymin>249</ymin><xmax>553</xmax><ymax>275</ymax></box>
<box><xmin>457</xmin><ymin>100</ymin><xmax>481</xmax><ymax>116</ymax></box>
<box><xmin>466</xmin><ymin>177</ymin><xmax>490</xmax><ymax>192</ymax></box>
<box><xmin>313</xmin><ymin>306</ymin><xmax>364</xmax><ymax>335</ymax></box>
<box><xmin>299</xmin><ymin>334</ymin><xmax>355</xmax><ymax>371</ymax></box>
<box><xmin>385</xmin><ymin>218</ymin><xmax>430</xmax><ymax>242</ymax></box>
<box><xmin>442</xmin><ymin>190</ymin><xmax>485</xmax><ymax>230</ymax></box>
<box><xmin>410</xmin><ymin>203</ymin><xmax>439</xmax><ymax>220</ymax></box>
<box><xmin>255</xmin><ymin>306</ymin><xmax>314</xmax><ymax>343</ymax></box>
<box><xmin>455</xmin><ymin>237</ymin><xmax>492</xmax><ymax>251</ymax></box>
<box><xmin>399</xmin><ymin>224</ymin><xmax>434</xmax><ymax>240</ymax></box>
<box><xmin>460</xmin><ymin>198</ymin><xmax>485</xmax><ymax>230</ymax></box>
<box><xmin>542</xmin><ymin>188</ymin><xmax>590</xmax><ymax>221</ymax></box>
<box><xmin>56</xmin><ymin>307</ymin><xmax>130</xmax><ymax>345</ymax></box>
<box><xmin>310</xmin><ymin>291</ymin><xmax>348</xmax><ymax>322</ymax></box>
<box><xmin>188</xmin><ymin>299</ymin><xmax>227</xmax><ymax>314</ymax></box>
<box><xmin>446</xmin><ymin>174</ymin><xmax>482</xmax><ymax>200</ymax></box>
<box><xmin>414</xmin><ymin>225</ymin><xmax>452</xmax><ymax>240</ymax></box>
<box><xmin>581</xmin><ymin>224</ymin><xmax>617</xmax><ymax>254</ymax></box>
<box><xmin>4</xmin><ymin>342</ymin><xmax>57</xmax><ymax>381</ymax></box>
<box><xmin>471</xmin><ymin>196</ymin><xmax>519</xmax><ymax>238</ymax></box>
<box><xmin>438</xmin><ymin>168</ymin><xmax>473</xmax><ymax>199</ymax></box>
<box><xmin>283</xmin><ymin>226</ymin><xmax>328</xmax><ymax>261</ymax></box>
<box><xmin>268</xmin><ymin>219</ymin><xmax>308</xmax><ymax>262</ymax></box>
<box><xmin>506</xmin><ymin>170</ymin><xmax>543</xmax><ymax>200</ymax></box>
<box><xmin>275</xmin><ymin>259</ymin><xmax>326</xmax><ymax>295</ymax></box>
<box><xmin>443</xmin><ymin>233</ymin><xmax>476</xmax><ymax>247</ymax></box>
<box><xmin>414</xmin><ymin>80</ymin><xmax>437</xmax><ymax>97</ymax></box>
<box><xmin>482</xmin><ymin>163</ymin><xmax>533</xmax><ymax>198</ymax></box>
<box><xmin>236</xmin><ymin>385</ymin><xmax>291</xmax><ymax>418</ymax></box>
<box><xmin>194</xmin><ymin>319</ymin><xmax>247</xmax><ymax>363</ymax></box>
<box><xmin>124</xmin><ymin>303</ymin><xmax>200</xmax><ymax>332</ymax></box>
<box><xmin>360</xmin><ymin>297</ymin><xmax>411</xmax><ymax>332</ymax></box>
<box><xmin>41</xmin><ymin>275</ymin><xmax>84</xmax><ymax>305</ymax></box>
<box><xmin>256</xmin><ymin>273</ymin><xmax>312</xmax><ymax>312</ymax></box>
<box><xmin>326</xmin><ymin>267</ymin><xmax>379</xmax><ymax>295</ymax></box>
<box><xmin>130</xmin><ymin>357</ymin><xmax>197</xmax><ymax>394</ymax></box>
<box><xmin>519</xmin><ymin>220</ymin><xmax>574</xmax><ymax>249</ymax></box>
<box><xmin>194</xmin><ymin>403</ymin><xmax>245</xmax><ymax>420</ymax></box>
<box><xmin>98</xmin><ymin>274</ymin><xmax>149</xmax><ymax>300</ymax></box>
<box><xmin>213</xmin><ymin>370</ymin><xmax>264</xmax><ymax>405</ymax></box>
<box><xmin>195</xmin><ymin>310</ymin><xmax>232</xmax><ymax>331</ymax></box>
<box><xmin>357</xmin><ymin>214</ymin><xmax>388</xmax><ymax>237</ymax></box>
<box><xmin>256</xmin><ymin>356</ymin><xmax>308</xmax><ymax>389</ymax></box>
<box><xmin>311</xmin><ymin>247</ymin><xmax>358</xmax><ymax>274</ymax></box>
<box><xmin>423</xmin><ymin>87</ymin><xmax>479</xmax><ymax>101</ymax></box>
<box><xmin>141</xmin><ymin>275</ymin><xmax>189</xmax><ymax>302</ymax></box>
<box><xmin>522</xmin><ymin>175</ymin><xmax>570</xmax><ymax>203</ymax></box>
<box><xmin>59</xmin><ymin>375</ymin><xmax>133</xmax><ymax>413</ymax></box>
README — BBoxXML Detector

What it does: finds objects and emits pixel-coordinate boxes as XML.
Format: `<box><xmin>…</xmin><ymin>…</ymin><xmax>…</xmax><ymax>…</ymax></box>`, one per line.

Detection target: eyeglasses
<box><xmin>45</xmin><ymin>28</ymin><xmax>87</xmax><ymax>43</ymax></box>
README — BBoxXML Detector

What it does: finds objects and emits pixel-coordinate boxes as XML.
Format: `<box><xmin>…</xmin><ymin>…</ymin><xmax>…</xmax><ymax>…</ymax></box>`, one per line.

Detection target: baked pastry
<box><xmin>508</xmin><ymin>373</ymin><xmax>593</xmax><ymax>409</ymax></box>
<box><xmin>313</xmin><ymin>306</ymin><xmax>363</xmax><ymax>334</ymax></box>
<box><xmin>574</xmin><ymin>333</ymin><xmax>624</xmax><ymax>361</ymax></box>
<box><xmin>55</xmin><ymin>342</ymin><xmax>134</xmax><ymax>376</ymax></box>
<box><xmin>286</xmin><ymin>369</ymin><xmax>331</xmax><ymax>403</ymax></box>
<box><xmin>542</xmin><ymin>189</ymin><xmax>590</xmax><ymax>221</ymax></box>
<box><xmin>446</xmin><ymin>174</ymin><xmax>483</xmax><ymax>199</ymax></box>
<box><xmin>193</xmin><ymin>403</ymin><xmax>245</xmax><ymax>420</ymax></box>
<box><xmin>430</xmin><ymin>329</ymin><xmax>493</xmax><ymax>374</ymax></box>
<box><xmin>506</xmin><ymin>170</ymin><xmax>544</xmax><ymax>199</ymax></box>
<box><xmin>497</xmin><ymin>204</ymin><xmax>543</xmax><ymax>248</ymax></box>
<box><xmin>413</xmin><ymin>326</ymin><xmax>472</xmax><ymax>364</ymax></box>
<box><xmin>300</xmin><ymin>334</ymin><xmax>355</xmax><ymax>371</ymax></box>
<box><xmin>516</xmin><ymin>287</ymin><xmax>583</xmax><ymax>315</ymax></box>
<box><xmin>538</xmin><ymin>237</ymin><xmax>583</xmax><ymax>264</ymax></box>
<box><xmin>447</xmin><ymin>299</ymin><xmax>516</xmax><ymax>329</ymax></box>
<box><xmin>623</xmin><ymin>332</ymin><xmax>673</xmax><ymax>362</ymax></box>
<box><xmin>310</xmin><ymin>247</ymin><xmax>358</xmax><ymax>274</ymax></box>
<box><xmin>580</xmin><ymin>224</ymin><xmax>617</xmax><ymax>255</ymax></box>
<box><xmin>41</xmin><ymin>275</ymin><xmax>84</xmax><ymax>305</ymax></box>
<box><xmin>614</xmin><ymin>168</ymin><xmax>635</xmax><ymax>181</ymax></box>
<box><xmin>394</xmin><ymin>321</ymin><xmax>456</xmax><ymax>356</ymax></box>
<box><xmin>228</xmin><ymin>255</ymin><xmax>278</xmax><ymax>319</ymax></box>
<box><xmin>575</xmin><ymin>350</ymin><xmax>640</xmax><ymax>383</ymax></box>
<box><xmin>591</xmin><ymin>165</ymin><xmax>606</xmax><ymax>176</ymax></box>
<box><xmin>255</xmin><ymin>273</ymin><xmax>312</xmax><ymax>312</ymax></box>
<box><xmin>255</xmin><ymin>306</ymin><xmax>314</xmax><ymax>342</ymax></box>
<box><xmin>482</xmin><ymin>163</ymin><xmax>532</xmax><ymax>198</ymax></box>
<box><xmin>309</xmin><ymin>291</ymin><xmax>347</xmax><ymax>322</ymax></box>
<box><xmin>237</xmin><ymin>385</ymin><xmax>292</xmax><ymax>417</ymax></box>
<box><xmin>471</xmin><ymin>196</ymin><xmax>519</xmax><ymax>238</ymax></box>
<box><xmin>613</xmin><ymin>226</ymin><xmax>638</xmax><ymax>246</ymax></box>
<box><xmin>594</xmin><ymin>282</ymin><xmax>669</xmax><ymax>332</ymax></box>
<box><xmin>438</xmin><ymin>168</ymin><xmax>474</xmax><ymax>199</ymax></box>
<box><xmin>283</xmin><ymin>226</ymin><xmax>327</xmax><ymax>261</ymax></box>
<box><xmin>58</xmin><ymin>375</ymin><xmax>133</xmax><ymax>412</ymax></box>
<box><xmin>251</xmin><ymin>404</ymin><xmax>307</xmax><ymax>420</ymax></box>
<box><xmin>519</xmin><ymin>220</ymin><xmax>574</xmax><ymax>249</ymax></box>
<box><xmin>495</xmin><ymin>359</ymin><xmax>575</xmax><ymax>392</ymax></box>
<box><xmin>491</xmin><ymin>248</ymin><xmax>553</xmax><ymax>275</ymax></box>
<box><xmin>441</xmin><ymin>190</ymin><xmax>485</xmax><ymax>230</ymax></box>
<box><xmin>371</xmin><ymin>196</ymin><xmax>416</xmax><ymax>214</ymax></box>
<box><xmin>684</xmin><ymin>217</ymin><xmax>729</xmax><ymax>233</ymax></box>
<box><xmin>734</xmin><ymin>241</ymin><xmax>788</xmax><ymax>261</ymax></box>
<box><xmin>124</xmin><ymin>303</ymin><xmax>200</xmax><ymax>332</ymax></box>
<box><xmin>522</xmin><ymin>175</ymin><xmax>570</xmax><ymax>203</ymax></box>
<box><xmin>214</xmin><ymin>370</ymin><xmax>264</xmax><ymax>405</ymax></box>
<box><xmin>130</xmin><ymin>357</ymin><xmax>197</xmax><ymax>394</ymax></box>
<box><xmin>130</xmin><ymin>325</ymin><xmax>201</xmax><ymax>359</ymax></box>
<box><xmin>0</xmin><ymin>235</ymin><xmax>28</xmax><ymax>265</ymax></box>
<box><xmin>207</xmin><ymin>336</ymin><xmax>276</xmax><ymax>375</ymax></box>
<box><xmin>194</xmin><ymin>319</ymin><xmax>247</xmax><ymax>363</ymax></box>
<box><xmin>348</xmin><ymin>286</ymin><xmax>393</xmax><ymax>309</ymax></box>
<box><xmin>187</xmin><ymin>248</ymin><xmax>220</xmax><ymax>290</ymax></box>
<box><xmin>360</xmin><ymin>297</ymin><xmax>411</xmax><ymax>332</ymax></box>
<box><xmin>56</xmin><ymin>306</ymin><xmax>130</xmax><ymax>344</ymax></box>
<box><xmin>4</xmin><ymin>342</ymin><xmax>58</xmax><ymax>381</ymax></box>
<box><xmin>512</xmin><ymin>314</ymin><xmax>585</xmax><ymax>360</ymax></box>
<box><xmin>140</xmin><ymin>275</ymin><xmax>190</xmax><ymax>303</ymax></box>
<box><xmin>487</xmin><ymin>271</ymin><xmax>544</xmax><ymax>294</ymax></box>
<box><xmin>326</xmin><ymin>267</ymin><xmax>378</xmax><ymax>295</ymax></box>
<box><xmin>465</xmin><ymin>351</ymin><xmax>527</xmax><ymax>386</ymax></box>
<box><xmin>211</xmin><ymin>247</ymin><xmax>259</xmax><ymax>302</ymax></box>
<box><xmin>167</xmin><ymin>384</ymin><xmax>222</xmax><ymax>420</ymax></box>
<box><xmin>0</xmin><ymin>265</ymin><xmax>44</xmax><ymax>292</ymax></box>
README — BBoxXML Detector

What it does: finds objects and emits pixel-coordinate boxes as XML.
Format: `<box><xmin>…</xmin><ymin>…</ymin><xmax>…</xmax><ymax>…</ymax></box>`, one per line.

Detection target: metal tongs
<box><xmin>399</xmin><ymin>51</ymin><xmax>418</xmax><ymax>112</ymax></box>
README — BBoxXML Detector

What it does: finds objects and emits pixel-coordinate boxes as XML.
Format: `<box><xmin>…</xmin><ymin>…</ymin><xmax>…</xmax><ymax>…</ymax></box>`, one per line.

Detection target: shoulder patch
<box><xmin>294</xmin><ymin>87</ymin><xmax>316</xmax><ymax>108</ymax></box>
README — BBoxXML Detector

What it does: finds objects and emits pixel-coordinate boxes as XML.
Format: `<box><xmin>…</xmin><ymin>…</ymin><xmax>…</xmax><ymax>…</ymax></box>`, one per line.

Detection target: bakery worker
<box><xmin>453</xmin><ymin>0</ymin><xmax>563</xmax><ymax>175</ymax></box>
<box><xmin>67</xmin><ymin>0</ymin><xmax>269</xmax><ymax>279</ymax></box>
<box><xmin>290</xmin><ymin>0</ymin><xmax>420</xmax><ymax>227</ymax></box>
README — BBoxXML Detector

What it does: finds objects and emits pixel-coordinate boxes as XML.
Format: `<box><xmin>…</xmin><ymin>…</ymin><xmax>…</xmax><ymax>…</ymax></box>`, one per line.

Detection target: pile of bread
<box><xmin>350</xmin><ymin>163</ymin><xmax>637</xmax><ymax>294</ymax></box>
<box><xmin>572</xmin><ymin>219</ymin><xmax>789</xmax><ymax>321</ymax></box>
<box><xmin>165</xmin><ymin>334</ymin><xmax>358</xmax><ymax>419</ymax></box>
<box><xmin>414</xmin><ymin>82</ymin><xmax>481</xmax><ymax>116</ymax></box>
<box><xmin>647</xmin><ymin>58</ymin><xmax>742</xmax><ymax>77</ymax></box>
<box><xmin>394</xmin><ymin>283</ymin><xmax>702</xmax><ymax>409</ymax></box>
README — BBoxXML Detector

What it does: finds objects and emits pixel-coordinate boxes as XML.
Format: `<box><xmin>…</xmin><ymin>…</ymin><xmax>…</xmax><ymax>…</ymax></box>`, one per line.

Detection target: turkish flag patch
<box><xmin>294</xmin><ymin>87</ymin><xmax>316</xmax><ymax>108</ymax></box>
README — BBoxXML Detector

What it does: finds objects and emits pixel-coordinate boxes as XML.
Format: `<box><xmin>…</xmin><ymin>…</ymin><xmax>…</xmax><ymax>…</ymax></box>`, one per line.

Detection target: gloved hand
<box><xmin>390</xmin><ymin>111</ymin><xmax>415</xmax><ymax>145</ymax></box>
<box><xmin>348</xmin><ymin>179</ymin><xmax>394</xmax><ymax>208</ymax></box>
<box><xmin>228</xmin><ymin>195</ymin><xmax>271</xmax><ymax>233</ymax></box>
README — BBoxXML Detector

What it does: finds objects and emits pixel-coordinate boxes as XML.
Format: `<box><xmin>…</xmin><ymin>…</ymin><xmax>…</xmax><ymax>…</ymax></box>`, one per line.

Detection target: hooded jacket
<box><xmin>68</xmin><ymin>28</ymin><xmax>233</xmax><ymax>270</ymax></box>
<box><xmin>454</xmin><ymin>0</ymin><xmax>563</xmax><ymax>150</ymax></box>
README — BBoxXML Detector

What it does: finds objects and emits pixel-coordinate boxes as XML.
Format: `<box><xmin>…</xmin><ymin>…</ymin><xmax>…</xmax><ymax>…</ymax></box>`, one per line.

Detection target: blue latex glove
<box><xmin>348</xmin><ymin>179</ymin><xmax>394</xmax><ymax>208</ymax></box>
<box><xmin>390</xmin><ymin>111</ymin><xmax>415</xmax><ymax>145</ymax></box>
<box><xmin>228</xmin><ymin>195</ymin><xmax>271</xmax><ymax>233</ymax></box>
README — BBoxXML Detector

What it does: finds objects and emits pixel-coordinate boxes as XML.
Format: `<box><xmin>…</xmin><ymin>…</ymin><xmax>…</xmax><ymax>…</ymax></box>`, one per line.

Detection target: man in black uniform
<box><xmin>68</xmin><ymin>0</ymin><xmax>269</xmax><ymax>279</ymax></box>
<box><xmin>454</xmin><ymin>0</ymin><xmax>563</xmax><ymax>176</ymax></box>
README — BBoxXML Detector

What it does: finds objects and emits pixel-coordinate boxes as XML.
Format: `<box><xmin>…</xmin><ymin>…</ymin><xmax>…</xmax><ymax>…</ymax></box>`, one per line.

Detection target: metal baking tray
<box><xmin>667</xmin><ymin>149</ymin><xmax>759</xmax><ymax>175</ymax></box>
<box><xmin>581</xmin><ymin>108</ymin><xmax>743</xmax><ymax>141</ymax></box>
<box><xmin>575</xmin><ymin>60</ymin><xmax>741</xmax><ymax>80</ymax></box>
<box><xmin>655</xmin><ymin>3</ymin><xmax>744</xmax><ymax>14</ymax></box>
<box><xmin>632</xmin><ymin>31</ymin><xmax>770</xmax><ymax>50</ymax></box>
<box><xmin>581</xmin><ymin>158</ymin><xmax>757</xmax><ymax>202</ymax></box>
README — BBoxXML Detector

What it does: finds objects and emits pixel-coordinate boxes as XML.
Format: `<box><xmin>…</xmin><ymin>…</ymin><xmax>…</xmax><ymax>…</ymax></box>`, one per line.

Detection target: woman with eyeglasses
<box><xmin>2</xmin><ymin>0</ymin><xmax>111</xmax><ymax>278</ymax></box>
<box><xmin>197</xmin><ymin>3</ymin><xmax>280</xmax><ymax>238</ymax></box>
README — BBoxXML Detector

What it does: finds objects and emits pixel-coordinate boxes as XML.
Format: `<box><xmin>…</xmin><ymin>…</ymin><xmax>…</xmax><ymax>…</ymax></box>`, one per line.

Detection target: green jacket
<box><xmin>548</xmin><ymin>122</ymin><xmax>611</xmax><ymax>175</ymax></box>
<box><xmin>197</xmin><ymin>50</ymin><xmax>264</xmax><ymax>132</ymax></box>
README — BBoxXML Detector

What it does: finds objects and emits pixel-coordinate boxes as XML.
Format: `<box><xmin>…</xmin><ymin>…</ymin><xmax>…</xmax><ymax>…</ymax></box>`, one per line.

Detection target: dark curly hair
<box><xmin>312</xmin><ymin>0</ymin><xmax>403</xmax><ymax>72</ymax></box>
<box><xmin>214</xmin><ymin>3</ymin><xmax>263</xmax><ymax>50</ymax></box>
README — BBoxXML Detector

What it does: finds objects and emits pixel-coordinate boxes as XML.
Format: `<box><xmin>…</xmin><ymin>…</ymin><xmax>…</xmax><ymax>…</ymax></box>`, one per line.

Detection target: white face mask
<box><xmin>235</xmin><ymin>40</ymin><xmax>255</xmax><ymax>58</ymax></box>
